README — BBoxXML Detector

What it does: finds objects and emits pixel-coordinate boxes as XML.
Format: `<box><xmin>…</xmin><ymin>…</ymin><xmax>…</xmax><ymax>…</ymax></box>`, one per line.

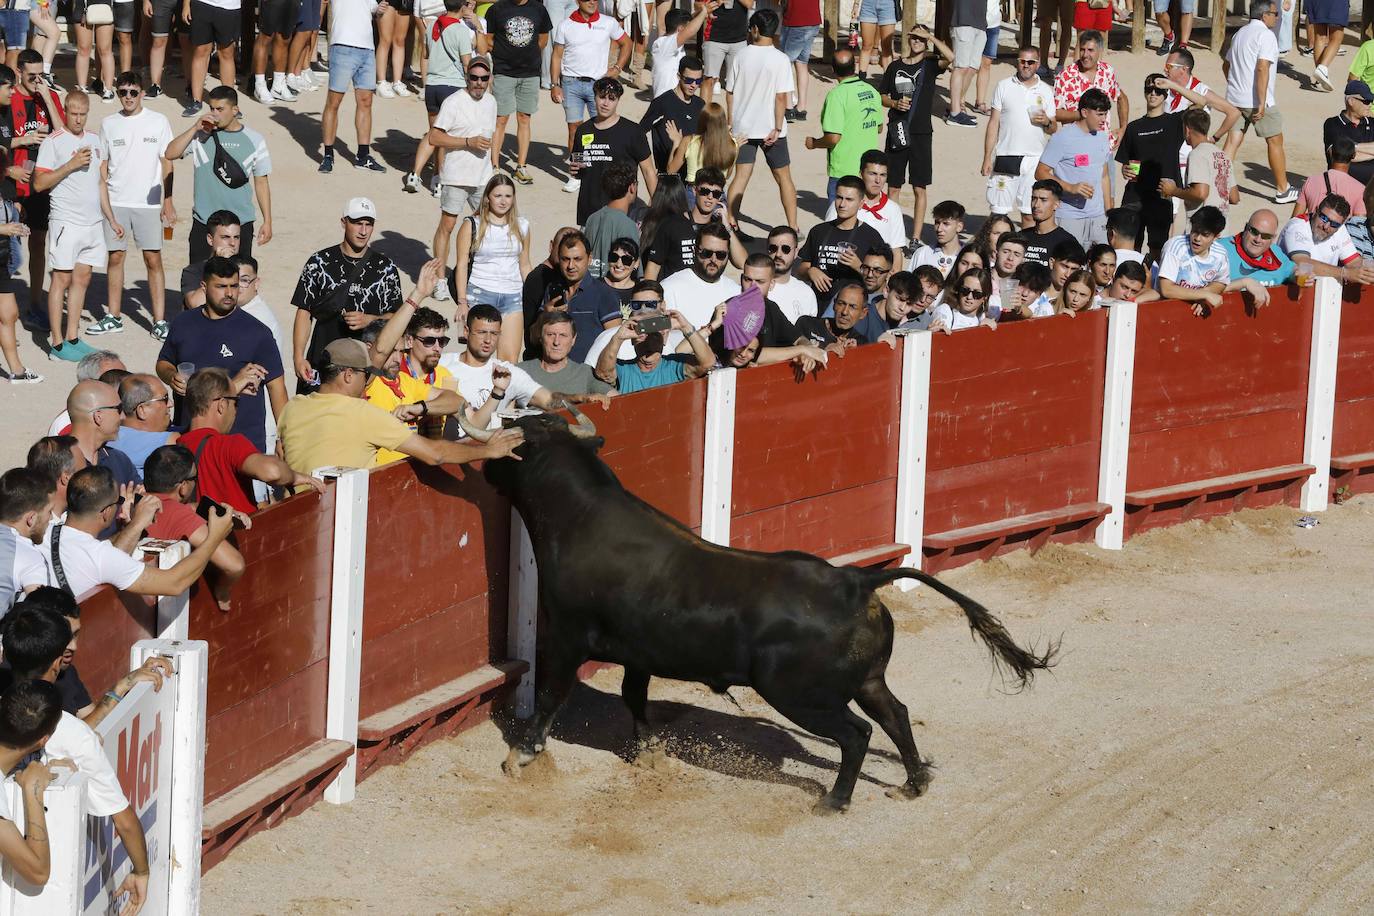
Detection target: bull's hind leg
<box><xmin>622</xmin><ymin>667</ymin><xmax>666</xmax><ymax>768</ymax></box>
<box><xmin>764</xmin><ymin>699</ymin><xmax>873</xmax><ymax>814</ymax></box>
<box><xmin>504</xmin><ymin>646</ymin><xmax>583</xmax><ymax>777</ymax></box>
<box><xmin>856</xmin><ymin>677</ymin><xmax>934</xmax><ymax>799</ymax></box>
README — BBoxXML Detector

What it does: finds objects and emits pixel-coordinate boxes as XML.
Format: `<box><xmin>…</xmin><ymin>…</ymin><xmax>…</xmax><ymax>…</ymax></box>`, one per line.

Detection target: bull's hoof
<box><xmin>502</xmin><ymin>747</ymin><xmax>538</xmax><ymax>778</ymax></box>
<box><xmin>811</xmin><ymin>793</ymin><xmax>850</xmax><ymax>816</ymax></box>
<box><xmin>632</xmin><ymin>745</ymin><xmax>669</xmax><ymax>771</ymax></box>
<box><xmin>886</xmin><ymin>766</ymin><xmax>935</xmax><ymax>799</ymax></box>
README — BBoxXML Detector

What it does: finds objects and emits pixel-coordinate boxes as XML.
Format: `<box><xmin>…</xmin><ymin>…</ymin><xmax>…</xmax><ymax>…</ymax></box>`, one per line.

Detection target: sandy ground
<box><xmin>0</xmin><ymin>23</ymin><xmax>1349</xmax><ymax>466</ymax></box>
<box><xmin>202</xmin><ymin>494</ymin><xmax>1374</xmax><ymax>914</ymax></box>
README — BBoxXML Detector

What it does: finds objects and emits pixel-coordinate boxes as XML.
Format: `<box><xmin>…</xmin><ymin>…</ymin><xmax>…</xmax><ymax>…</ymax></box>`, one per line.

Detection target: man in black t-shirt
<box><xmin>795</xmin><ymin>281</ymin><xmax>880</xmax><ymax>350</ymax></box>
<box><xmin>482</xmin><ymin>0</ymin><xmax>551</xmax><ymax>184</ymax></box>
<box><xmin>1020</xmin><ymin>178</ymin><xmax>1077</xmax><ymax>266</ymax></box>
<box><xmin>570</xmin><ymin>78</ymin><xmax>656</xmax><ymax>225</ymax></box>
<box><xmin>878</xmin><ymin>25</ymin><xmax>952</xmax><ymax>248</ymax></box>
<box><xmin>797</xmin><ymin>175</ymin><xmax>888</xmax><ymax>295</ymax></box>
<box><xmin>640</xmin><ymin>55</ymin><xmax>704</xmax><ymax>176</ymax></box>
<box><xmin>1321</xmin><ymin>85</ymin><xmax>1374</xmax><ymax>187</ymax></box>
<box><xmin>702</xmin><ymin>0</ymin><xmax>752</xmax><ymax>106</ymax></box>
<box><xmin>643</xmin><ymin>167</ymin><xmax>745</xmax><ymax>281</ymax></box>
<box><xmin>290</xmin><ymin>197</ymin><xmax>403</xmax><ymax>393</ymax></box>
<box><xmin>1115</xmin><ymin>74</ymin><xmax>1186</xmax><ymax>261</ymax></box>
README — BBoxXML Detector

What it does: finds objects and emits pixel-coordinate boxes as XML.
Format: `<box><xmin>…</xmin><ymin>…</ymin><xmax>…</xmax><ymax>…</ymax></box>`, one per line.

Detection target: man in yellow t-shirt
<box><xmin>359</xmin><ymin>316</ymin><xmax>462</xmax><ymax>465</ymax></box>
<box><xmin>398</xmin><ymin>305</ymin><xmax>456</xmax><ymax>440</ymax></box>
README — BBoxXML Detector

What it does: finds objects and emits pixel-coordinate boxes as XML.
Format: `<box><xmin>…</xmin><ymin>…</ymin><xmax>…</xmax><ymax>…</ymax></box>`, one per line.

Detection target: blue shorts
<box><xmin>779</xmin><ymin>24</ymin><xmax>819</xmax><ymax>63</ymax></box>
<box><xmin>0</xmin><ymin>9</ymin><xmax>29</xmax><ymax>47</ymax></box>
<box><xmin>858</xmin><ymin>0</ymin><xmax>897</xmax><ymax>25</ymax></box>
<box><xmin>1304</xmin><ymin>0</ymin><xmax>1346</xmax><ymax>24</ymax></box>
<box><xmin>297</xmin><ymin>0</ymin><xmax>322</xmax><ymax>30</ymax></box>
<box><xmin>561</xmin><ymin>76</ymin><xmax>595</xmax><ymax>123</ymax></box>
<box><xmin>425</xmin><ymin>83</ymin><xmax>459</xmax><ymax>114</ymax></box>
<box><xmin>467</xmin><ymin>285</ymin><xmax>522</xmax><ymax>316</ymax></box>
<box><xmin>983</xmin><ymin>25</ymin><xmax>999</xmax><ymax>58</ymax></box>
<box><xmin>1152</xmin><ymin>0</ymin><xmax>1196</xmax><ymax>12</ymax></box>
<box><xmin>328</xmin><ymin>44</ymin><xmax>377</xmax><ymax>93</ymax></box>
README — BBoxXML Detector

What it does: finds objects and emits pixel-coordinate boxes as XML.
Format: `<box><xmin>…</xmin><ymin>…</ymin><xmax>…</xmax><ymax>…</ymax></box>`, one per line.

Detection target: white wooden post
<box><xmin>145</xmin><ymin>539</ymin><xmax>190</xmax><ymax>640</ymax></box>
<box><xmin>893</xmin><ymin>334</ymin><xmax>932</xmax><ymax>589</ymax></box>
<box><xmin>1096</xmin><ymin>301</ymin><xmax>1139</xmax><ymax>550</ymax></box>
<box><xmin>1301</xmin><ymin>277</ymin><xmax>1343</xmax><ymax>511</ymax></box>
<box><xmin>315</xmin><ymin>467</ymin><xmax>368</xmax><ymax>805</ymax></box>
<box><xmin>132</xmin><ymin>638</ymin><xmax>208</xmax><ymax>913</ymax></box>
<box><xmin>507</xmin><ymin>511</ymin><xmax>538</xmax><ymax>718</ymax></box>
<box><xmin>700</xmin><ymin>368</ymin><xmax>737</xmax><ymax>547</ymax></box>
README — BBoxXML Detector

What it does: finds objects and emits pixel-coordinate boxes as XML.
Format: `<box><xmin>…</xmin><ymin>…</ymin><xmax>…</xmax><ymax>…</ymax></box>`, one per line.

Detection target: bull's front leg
<box><xmin>621</xmin><ymin>667</ymin><xmax>667</xmax><ymax>769</ymax></box>
<box><xmin>503</xmin><ymin>645</ymin><xmax>584</xmax><ymax>778</ymax></box>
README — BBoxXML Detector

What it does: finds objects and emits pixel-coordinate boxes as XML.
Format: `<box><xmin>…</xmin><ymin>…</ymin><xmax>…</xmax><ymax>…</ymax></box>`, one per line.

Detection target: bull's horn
<box><xmin>559</xmin><ymin>398</ymin><xmax>598</xmax><ymax>440</ymax></box>
<box><xmin>456</xmin><ymin>400</ymin><xmax>495</xmax><ymax>442</ymax></box>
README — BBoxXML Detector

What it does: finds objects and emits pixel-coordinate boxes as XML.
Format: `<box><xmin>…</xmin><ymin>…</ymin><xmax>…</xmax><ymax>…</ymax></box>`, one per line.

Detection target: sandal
<box><xmin>971</xmin><ymin>103</ymin><xmax>992</xmax><ymax>116</ymax></box>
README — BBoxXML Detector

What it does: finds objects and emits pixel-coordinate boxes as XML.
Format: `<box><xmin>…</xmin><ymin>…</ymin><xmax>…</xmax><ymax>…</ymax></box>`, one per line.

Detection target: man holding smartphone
<box><xmin>593</xmin><ymin>282</ymin><xmax>717</xmax><ymax>392</ymax></box>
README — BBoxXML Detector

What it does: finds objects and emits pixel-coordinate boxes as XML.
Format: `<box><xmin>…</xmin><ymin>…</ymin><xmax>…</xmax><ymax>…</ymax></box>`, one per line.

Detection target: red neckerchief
<box><xmin>1230</xmin><ymin>233</ymin><xmax>1281</xmax><ymax>271</ymax></box>
<box><xmin>400</xmin><ymin>354</ymin><xmax>435</xmax><ymax>385</ymax></box>
<box><xmin>432</xmin><ymin>13</ymin><xmax>463</xmax><ymax>39</ymax></box>
<box><xmin>369</xmin><ymin>375</ymin><xmax>406</xmax><ymax>403</ymax></box>
<box><xmin>862</xmin><ymin>194</ymin><xmax>890</xmax><ymax>220</ymax></box>
<box><xmin>569</xmin><ymin>9</ymin><xmax>600</xmax><ymax>23</ymax></box>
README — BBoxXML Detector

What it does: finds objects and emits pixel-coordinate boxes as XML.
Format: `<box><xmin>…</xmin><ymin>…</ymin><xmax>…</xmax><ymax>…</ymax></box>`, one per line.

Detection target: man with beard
<box><xmin>795</xmin><ymin>281</ymin><xmax>881</xmax><ymax>351</ymax></box>
<box><xmin>641</xmin><ymin>168</ymin><xmax>746</xmax><ymax>281</ymax></box>
<box><xmin>661</xmin><ymin>222</ymin><xmax>740</xmax><ymax>329</ymax></box>
<box><xmin>764</xmin><ymin>225</ymin><xmax>817</xmax><ymax>323</ymax></box>
<box><xmin>594</xmin><ymin>282</ymin><xmax>715</xmax><ymax>393</ymax></box>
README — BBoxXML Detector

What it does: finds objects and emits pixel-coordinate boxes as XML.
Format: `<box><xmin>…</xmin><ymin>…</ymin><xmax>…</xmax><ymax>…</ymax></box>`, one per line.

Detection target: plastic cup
<box><xmin>176</xmin><ymin>362</ymin><xmax>195</xmax><ymax>380</ymax></box>
<box><xmin>1294</xmin><ymin>263</ymin><xmax>1313</xmax><ymax>287</ymax></box>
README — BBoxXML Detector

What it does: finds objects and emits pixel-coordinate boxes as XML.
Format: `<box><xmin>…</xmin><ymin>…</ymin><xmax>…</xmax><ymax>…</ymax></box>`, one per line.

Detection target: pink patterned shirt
<box><xmin>1053</xmin><ymin>61</ymin><xmax>1121</xmax><ymax>112</ymax></box>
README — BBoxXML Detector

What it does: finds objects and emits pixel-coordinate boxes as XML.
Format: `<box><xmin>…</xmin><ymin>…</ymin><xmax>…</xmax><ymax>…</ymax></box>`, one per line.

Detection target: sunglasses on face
<box><xmin>117</xmin><ymin>87</ymin><xmax>140</xmax><ymax>97</ymax></box>
<box><xmin>629</xmin><ymin>298</ymin><xmax>661</xmax><ymax>310</ymax></box>
<box><xmin>1317</xmin><ymin>211</ymin><xmax>1345</xmax><ymax>229</ymax></box>
<box><xmin>959</xmin><ymin>287</ymin><xmax>988</xmax><ymax>299</ymax></box>
<box><xmin>1145</xmin><ymin>85</ymin><xmax>1167</xmax><ymax>96</ymax></box>
<box><xmin>607</xmin><ymin>252</ymin><xmax>636</xmax><ymax>265</ymax></box>
<box><xmin>215</xmin><ymin>394</ymin><xmax>240</xmax><ymax>405</ymax></box>
<box><xmin>860</xmin><ymin>264</ymin><xmax>889</xmax><ymax>273</ymax></box>
<box><xmin>681</xmin><ymin>75</ymin><xmax>703</xmax><ymax>85</ymax></box>
<box><xmin>697</xmin><ymin>248</ymin><xmax>728</xmax><ymax>261</ymax></box>
<box><xmin>414</xmin><ymin>334</ymin><xmax>450</xmax><ymax>348</ymax></box>
<box><xmin>697</xmin><ymin>186</ymin><xmax>724</xmax><ymax>198</ymax></box>
<box><xmin>1244</xmin><ymin>224</ymin><xmax>1275</xmax><ymax>241</ymax></box>
<box><xmin>767</xmin><ymin>243</ymin><xmax>793</xmax><ymax>254</ymax></box>
<box><xmin>468</xmin><ymin>73</ymin><xmax>491</xmax><ymax>82</ymax></box>
<box><xmin>1016</xmin><ymin>58</ymin><xmax>1039</xmax><ymax>65</ymax></box>
<box><xmin>134</xmin><ymin>394</ymin><xmax>172</xmax><ymax>410</ymax></box>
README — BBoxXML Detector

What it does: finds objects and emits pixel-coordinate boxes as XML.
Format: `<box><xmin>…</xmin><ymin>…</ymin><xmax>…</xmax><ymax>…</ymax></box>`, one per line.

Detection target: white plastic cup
<box><xmin>176</xmin><ymin>361</ymin><xmax>195</xmax><ymax>380</ymax></box>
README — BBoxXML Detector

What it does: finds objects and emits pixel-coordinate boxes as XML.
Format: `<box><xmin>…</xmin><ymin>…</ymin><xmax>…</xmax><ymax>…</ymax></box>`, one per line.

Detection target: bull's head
<box><xmin>456</xmin><ymin>400</ymin><xmax>604</xmax><ymax>495</ymax></box>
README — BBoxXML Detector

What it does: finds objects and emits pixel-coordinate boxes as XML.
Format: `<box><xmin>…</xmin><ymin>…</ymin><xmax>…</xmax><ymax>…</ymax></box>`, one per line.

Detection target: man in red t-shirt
<box><xmin>178</xmin><ymin>367</ymin><xmax>322</xmax><ymax>515</ymax></box>
<box><xmin>141</xmin><ymin>443</ymin><xmax>250</xmax><ymax>611</ymax></box>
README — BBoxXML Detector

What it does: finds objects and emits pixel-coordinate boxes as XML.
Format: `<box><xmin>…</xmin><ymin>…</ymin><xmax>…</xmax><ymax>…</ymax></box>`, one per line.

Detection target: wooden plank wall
<box><xmin>596</xmin><ymin>378</ymin><xmax>709</xmax><ymax>530</ymax></box>
<box><xmin>72</xmin><ymin>586</ymin><xmax>157</xmax><ymax>704</ymax></box>
<box><xmin>1334</xmin><ymin>285</ymin><xmax>1374</xmax><ymax>465</ymax></box>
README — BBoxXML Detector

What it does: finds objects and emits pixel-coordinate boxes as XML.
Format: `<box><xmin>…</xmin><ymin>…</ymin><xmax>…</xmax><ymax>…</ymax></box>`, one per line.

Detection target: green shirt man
<box><xmin>819</xmin><ymin>76</ymin><xmax>882</xmax><ymax>178</ymax></box>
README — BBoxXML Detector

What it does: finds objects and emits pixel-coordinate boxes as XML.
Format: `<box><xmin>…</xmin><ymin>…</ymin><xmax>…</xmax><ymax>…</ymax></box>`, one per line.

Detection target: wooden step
<box><xmin>357</xmin><ymin>660</ymin><xmax>527</xmax><ymax>742</ymax></box>
<box><xmin>923</xmin><ymin>502</ymin><xmax>1111</xmax><ymax>551</ymax></box>
<box><xmin>202</xmin><ymin>738</ymin><xmax>353</xmax><ymax>840</ymax></box>
<box><xmin>825</xmin><ymin>543</ymin><xmax>911</xmax><ymax>569</ymax></box>
<box><xmin>1125</xmin><ymin>464</ymin><xmax>1314</xmax><ymax>507</ymax></box>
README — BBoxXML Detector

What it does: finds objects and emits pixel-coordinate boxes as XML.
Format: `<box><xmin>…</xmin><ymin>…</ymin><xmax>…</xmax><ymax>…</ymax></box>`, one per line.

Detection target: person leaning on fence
<box><xmin>1278</xmin><ymin>193</ymin><xmax>1374</xmax><ymax>284</ymax></box>
<box><xmin>41</xmin><ymin>465</ymin><xmax>234</xmax><ymax>600</ymax></box>
<box><xmin>518</xmin><ymin>311</ymin><xmax>615</xmax><ymax>396</ymax></box>
<box><xmin>1156</xmin><ymin>205</ymin><xmax>1231</xmax><ymax>316</ymax></box>
<box><xmin>0</xmin><ymin>468</ymin><xmax>54</xmax><ymax>610</ymax></box>
<box><xmin>1</xmin><ymin>604</ymin><xmax>153</xmax><ymax>911</ymax></box>
<box><xmin>594</xmin><ymin>283</ymin><xmax>717</xmax><ymax>394</ymax></box>
<box><xmin>0</xmin><ymin>678</ymin><xmax>64</xmax><ymax>887</ymax></box>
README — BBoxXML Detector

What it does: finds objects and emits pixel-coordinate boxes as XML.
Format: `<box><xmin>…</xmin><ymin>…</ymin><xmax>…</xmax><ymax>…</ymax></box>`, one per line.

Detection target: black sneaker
<box><xmin>146</xmin><ymin>83</ymin><xmax>163</xmax><ymax>98</ymax></box>
<box><xmin>1157</xmin><ymin>35</ymin><xmax>1174</xmax><ymax>55</ymax></box>
<box><xmin>319</xmin><ymin>155</ymin><xmax>334</xmax><ymax>174</ymax></box>
<box><xmin>181</xmin><ymin>100</ymin><xmax>202</xmax><ymax>118</ymax></box>
<box><xmin>355</xmin><ymin>154</ymin><xmax>386</xmax><ymax>173</ymax></box>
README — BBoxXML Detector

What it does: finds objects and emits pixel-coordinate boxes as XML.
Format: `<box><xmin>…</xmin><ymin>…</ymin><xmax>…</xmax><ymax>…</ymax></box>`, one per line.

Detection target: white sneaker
<box><xmin>563</xmin><ymin>176</ymin><xmax>581</xmax><ymax>193</ymax></box>
<box><xmin>1315</xmin><ymin>65</ymin><xmax>1333</xmax><ymax>91</ymax></box>
<box><xmin>271</xmin><ymin>82</ymin><xmax>298</xmax><ymax>102</ymax></box>
<box><xmin>377</xmin><ymin>81</ymin><xmax>395</xmax><ymax>99</ymax></box>
<box><xmin>429</xmin><ymin>175</ymin><xmax>441</xmax><ymax>198</ymax></box>
<box><xmin>432</xmin><ymin>278</ymin><xmax>451</xmax><ymax>301</ymax></box>
<box><xmin>289</xmin><ymin>73</ymin><xmax>318</xmax><ymax>92</ymax></box>
<box><xmin>393</xmin><ymin>81</ymin><xmax>411</xmax><ymax>97</ymax></box>
<box><xmin>253</xmin><ymin>83</ymin><xmax>272</xmax><ymax>104</ymax></box>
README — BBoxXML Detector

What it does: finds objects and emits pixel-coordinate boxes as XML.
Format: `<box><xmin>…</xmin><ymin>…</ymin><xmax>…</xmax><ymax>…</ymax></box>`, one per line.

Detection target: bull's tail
<box><xmin>864</xmin><ymin>567</ymin><xmax>1059</xmax><ymax>690</ymax></box>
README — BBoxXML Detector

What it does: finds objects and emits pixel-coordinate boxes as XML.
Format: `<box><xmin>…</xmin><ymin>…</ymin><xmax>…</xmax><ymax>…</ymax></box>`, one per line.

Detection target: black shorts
<box><xmin>113</xmin><ymin>0</ymin><xmax>136</xmax><ymax>32</ymax></box>
<box><xmin>425</xmin><ymin>83</ymin><xmax>459</xmax><ymax>114</ymax></box>
<box><xmin>1121</xmin><ymin>186</ymin><xmax>1173</xmax><ymax>253</ymax></box>
<box><xmin>258</xmin><ymin>0</ymin><xmax>300</xmax><ymax>35</ymax></box>
<box><xmin>19</xmin><ymin>192</ymin><xmax>49</xmax><ymax>233</ymax></box>
<box><xmin>189</xmin><ymin>0</ymin><xmax>240</xmax><ymax>46</ymax></box>
<box><xmin>887</xmin><ymin>132</ymin><xmax>932</xmax><ymax>188</ymax></box>
<box><xmin>150</xmin><ymin>0</ymin><xmax>179</xmax><ymax>34</ymax></box>
<box><xmin>735</xmin><ymin>136</ymin><xmax>791</xmax><ymax>169</ymax></box>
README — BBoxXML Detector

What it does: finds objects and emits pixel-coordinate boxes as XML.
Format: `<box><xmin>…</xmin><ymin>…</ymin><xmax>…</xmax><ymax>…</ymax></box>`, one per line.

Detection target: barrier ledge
<box><xmin>201</xmin><ymin>738</ymin><xmax>354</xmax><ymax>871</ymax></box>
<box><xmin>1123</xmin><ymin>463</ymin><xmax>1316</xmax><ymax>536</ymax></box>
<box><xmin>1331</xmin><ymin>452</ymin><xmax>1374</xmax><ymax>499</ymax></box>
<box><xmin>355</xmin><ymin>660</ymin><xmax>528</xmax><ymax>783</ymax></box>
<box><xmin>825</xmin><ymin>543</ymin><xmax>910</xmax><ymax>569</ymax></box>
<box><xmin>922</xmin><ymin>502</ymin><xmax>1111</xmax><ymax>574</ymax></box>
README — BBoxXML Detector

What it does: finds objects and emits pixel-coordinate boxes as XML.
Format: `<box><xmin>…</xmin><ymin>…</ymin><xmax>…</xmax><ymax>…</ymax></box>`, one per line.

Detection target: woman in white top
<box><xmin>927</xmin><ymin>245</ymin><xmax>987</xmax><ymax>314</ymax></box>
<box><xmin>931</xmin><ymin>267</ymin><xmax>998</xmax><ymax>334</ymax></box>
<box><xmin>454</xmin><ymin>173</ymin><xmax>532</xmax><ymax>361</ymax></box>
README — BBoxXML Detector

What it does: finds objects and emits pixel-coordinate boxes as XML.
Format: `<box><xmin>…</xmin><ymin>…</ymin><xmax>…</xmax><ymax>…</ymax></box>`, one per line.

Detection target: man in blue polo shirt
<box><xmin>542</xmin><ymin>230</ymin><xmax>620</xmax><ymax>363</ymax></box>
<box><xmin>1221</xmin><ymin>208</ymin><xmax>1293</xmax><ymax>288</ymax></box>
<box><xmin>153</xmin><ymin>257</ymin><xmax>286</xmax><ymax>453</ymax></box>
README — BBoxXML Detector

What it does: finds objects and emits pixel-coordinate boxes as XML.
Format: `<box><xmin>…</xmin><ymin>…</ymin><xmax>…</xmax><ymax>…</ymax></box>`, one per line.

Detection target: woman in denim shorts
<box><xmin>854</xmin><ymin>0</ymin><xmax>897</xmax><ymax>73</ymax></box>
<box><xmin>453</xmin><ymin>174</ymin><xmax>533</xmax><ymax>361</ymax></box>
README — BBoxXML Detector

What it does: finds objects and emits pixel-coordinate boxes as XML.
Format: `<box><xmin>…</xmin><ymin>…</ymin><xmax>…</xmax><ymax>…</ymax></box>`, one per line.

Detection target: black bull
<box><xmin>469</xmin><ymin>408</ymin><xmax>1057</xmax><ymax>812</ymax></box>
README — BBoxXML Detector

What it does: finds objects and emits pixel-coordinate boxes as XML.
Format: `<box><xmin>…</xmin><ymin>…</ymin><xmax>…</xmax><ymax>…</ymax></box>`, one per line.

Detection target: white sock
<box><xmin>272</xmin><ymin>71</ymin><xmax>287</xmax><ymax>87</ymax></box>
<box><xmin>42</xmin><ymin>63</ymin><xmax>51</xmax><ymax>74</ymax></box>
<box><xmin>255</xmin><ymin>74</ymin><xmax>269</xmax><ymax>91</ymax></box>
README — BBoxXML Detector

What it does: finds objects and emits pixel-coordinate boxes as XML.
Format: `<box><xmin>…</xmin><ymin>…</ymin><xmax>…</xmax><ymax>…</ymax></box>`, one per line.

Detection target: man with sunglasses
<box><xmin>661</xmin><ymin>221</ymin><xmax>740</xmax><ymax>331</ymax></box>
<box><xmin>9</xmin><ymin>52</ymin><xmax>61</xmax><ymax>322</ymax></box>
<box><xmin>568</xmin><ymin>76</ymin><xmax>654</xmax><ymax>225</ymax></box>
<box><xmin>765</xmin><ymin>225</ymin><xmax>816</xmax><ymax>323</ymax></box>
<box><xmin>110</xmin><ymin>374</ymin><xmax>174</xmax><ymax>477</ymax></box>
<box><xmin>66</xmin><ymin>379</ymin><xmax>138</xmax><ymax>491</ymax></box>
<box><xmin>641</xmin><ymin>168</ymin><xmax>743</xmax><ymax>281</ymax></box>
<box><xmin>428</xmin><ymin>55</ymin><xmax>496</xmax><ymax>294</ymax></box>
<box><xmin>1222</xmin><ymin>209</ymin><xmax>1292</xmax><ymax>287</ymax></box>
<box><xmin>640</xmin><ymin>54</ymin><xmax>704</xmax><ymax>177</ymax></box>
<box><xmin>1279</xmin><ymin>193</ymin><xmax>1373</xmax><ymax>283</ymax></box>
<box><xmin>1114</xmin><ymin>74</ymin><xmax>1188</xmax><ymax>262</ymax></box>
<box><xmin>96</xmin><ymin>71</ymin><xmax>175</xmax><ymax>341</ymax></box>
<box><xmin>982</xmin><ymin>47</ymin><xmax>1055</xmax><ymax>230</ymax></box>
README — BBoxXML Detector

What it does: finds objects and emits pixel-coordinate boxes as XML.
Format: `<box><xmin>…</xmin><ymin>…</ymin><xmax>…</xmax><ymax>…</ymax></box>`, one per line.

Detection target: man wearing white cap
<box><xmin>289</xmin><ymin>197</ymin><xmax>404</xmax><ymax>393</ymax></box>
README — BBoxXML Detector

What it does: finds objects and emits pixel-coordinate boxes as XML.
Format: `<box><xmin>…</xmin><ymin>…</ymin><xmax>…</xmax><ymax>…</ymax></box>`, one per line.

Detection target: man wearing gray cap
<box><xmin>290</xmin><ymin>196</ymin><xmax>403</xmax><ymax>393</ymax></box>
<box><xmin>277</xmin><ymin>337</ymin><xmax>524</xmax><ymax>477</ymax></box>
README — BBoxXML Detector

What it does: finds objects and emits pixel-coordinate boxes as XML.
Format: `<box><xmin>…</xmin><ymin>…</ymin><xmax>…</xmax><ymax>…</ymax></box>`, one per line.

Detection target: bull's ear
<box><xmin>581</xmin><ymin>436</ymin><xmax>606</xmax><ymax>452</ymax></box>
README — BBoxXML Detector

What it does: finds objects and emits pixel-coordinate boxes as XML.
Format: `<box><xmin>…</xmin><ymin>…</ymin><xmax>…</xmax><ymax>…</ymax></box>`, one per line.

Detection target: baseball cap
<box><xmin>1346</xmin><ymin>80</ymin><xmax>1374</xmax><ymax>102</ymax></box>
<box><xmin>321</xmin><ymin>339</ymin><xmax>372</xmax><ymax>372</ymax></box>
<box><xmin>342</xmin><ymin>197</ymin><xmax>378</xmax><ymax>221</ymax></box>
<box><xmin>722</xmin><ymin>285</ymin><xmax>765</xmax><ymax>350</ymax></box>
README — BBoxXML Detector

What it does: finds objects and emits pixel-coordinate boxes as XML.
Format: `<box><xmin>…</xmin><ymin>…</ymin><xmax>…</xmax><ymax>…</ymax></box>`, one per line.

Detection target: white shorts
<box><xmin>47</xmin><ymin>221</ymin><xmax>108</xmax><ymax>271</ymax></box>
<box><xmin>951</xmin><ymin>26</ymin><xmax>983</xmax><ymax>69</ymax></box>
<box><xmin>986</xmin><ymin>155</ymin><xmax>1038</xmax><ymax>216</ymax></box>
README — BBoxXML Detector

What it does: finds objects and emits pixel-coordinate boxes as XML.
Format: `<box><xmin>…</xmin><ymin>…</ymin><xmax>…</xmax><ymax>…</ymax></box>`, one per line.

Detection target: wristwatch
<box><xmin>416</xmin><ymin>400</ymin><xmax>429</xmax><ymax>417</ymax></box>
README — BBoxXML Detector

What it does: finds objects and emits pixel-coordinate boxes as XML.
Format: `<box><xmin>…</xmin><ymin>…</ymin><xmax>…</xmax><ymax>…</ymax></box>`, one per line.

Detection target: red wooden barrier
<box><xmin>72</xmin><ymin>586</ymin><xmax>156</xmax><ymax>704</ymax></box>
<box><xmin>730</xmin><ymin>343</ymin><xmax>903</xmax><ymax>558</ymax></box>
<box><xmin>355</xmin><ymin>460</ymin><xmax>520</xmax><ymax>781</ymax></box>
<box><xmin>595</xmin><ymin>378</ymin><xmax>708</xmax><ymax>530</ymax></box>
<box><xmin>923</xmin><ymin>312</ymin><xmax>1111</xmax><ymax>570</ymax></box>
<box><xmin>1333</xmin><ymin>285</ymin><xmax>1374</xmax><ymax>497</ymax></box>
<box><xmin>197</xmin><ymin>487</ymin><xmax>341</xmax><ymax>869</ymax></box>
<box><xmin>1125</xmin><ymin>290</ymin><xmax>1314</xmax><ymax>536</ymax></box>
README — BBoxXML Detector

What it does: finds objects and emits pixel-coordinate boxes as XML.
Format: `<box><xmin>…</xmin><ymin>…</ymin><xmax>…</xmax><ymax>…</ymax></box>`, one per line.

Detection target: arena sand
<box><xmin>204</xmin><ymin>495</ymin><xmax>1374</xmax><ymax>913</ymax></box>
<box><xmin>0</xmin><ymin>34</ymin><xmax>1343</xmax><ymax>463</ymax></box>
